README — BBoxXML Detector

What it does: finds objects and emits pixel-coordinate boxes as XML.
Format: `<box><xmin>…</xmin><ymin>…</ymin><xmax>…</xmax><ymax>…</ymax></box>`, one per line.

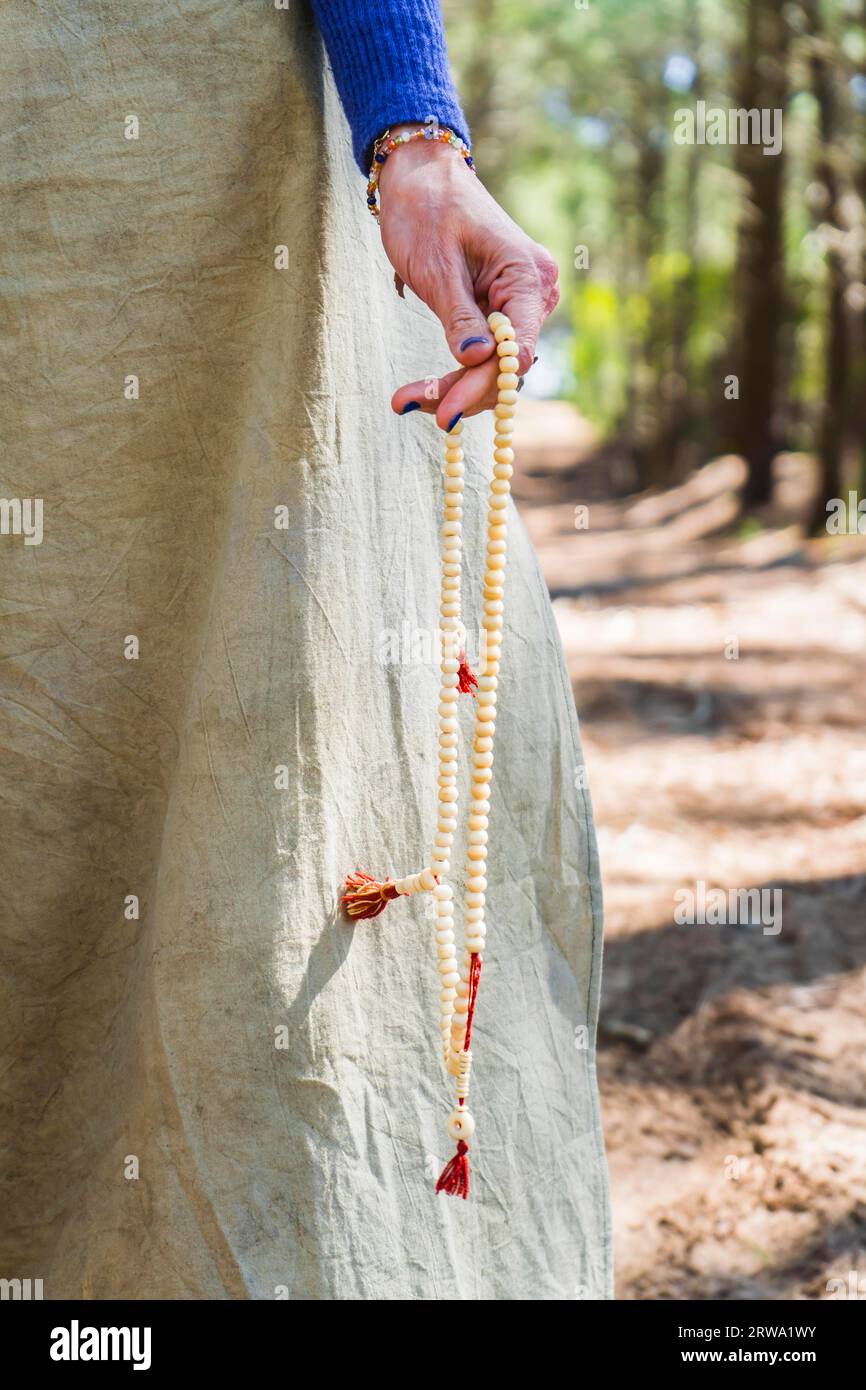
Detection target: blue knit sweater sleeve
<box><xmin>309</xmin><ymin>0</ymin><xmax>470</xmax><ymax>173</ymax></box>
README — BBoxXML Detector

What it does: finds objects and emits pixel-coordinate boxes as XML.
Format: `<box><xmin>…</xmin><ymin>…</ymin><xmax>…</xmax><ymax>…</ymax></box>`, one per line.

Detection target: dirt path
<box><xmin>514</xmin><ymin>403</ymin><xmax>866</xmax><ymax>1300</ymax></box>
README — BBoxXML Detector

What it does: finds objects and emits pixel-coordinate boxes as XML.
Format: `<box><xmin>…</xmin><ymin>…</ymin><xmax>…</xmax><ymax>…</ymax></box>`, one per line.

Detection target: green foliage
<box><xmin>443</xmin><ymin>0</ymin><xmax>865</xmax><ymax>486</ymax></box>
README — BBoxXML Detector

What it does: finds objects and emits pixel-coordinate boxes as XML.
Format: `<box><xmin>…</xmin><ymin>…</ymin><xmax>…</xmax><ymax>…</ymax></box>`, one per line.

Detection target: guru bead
<box><xmin>447</xmin><ymin>1107</ymin><xmax>476</xmax><ymax>1141</ymax></box>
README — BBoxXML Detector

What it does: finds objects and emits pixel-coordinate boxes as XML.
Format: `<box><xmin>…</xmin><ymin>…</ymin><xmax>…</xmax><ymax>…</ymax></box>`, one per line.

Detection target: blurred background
<box><xmin>445</xmin><ymin>0</ymin><xmax>866</xmax><ymax>1299</ymax></box>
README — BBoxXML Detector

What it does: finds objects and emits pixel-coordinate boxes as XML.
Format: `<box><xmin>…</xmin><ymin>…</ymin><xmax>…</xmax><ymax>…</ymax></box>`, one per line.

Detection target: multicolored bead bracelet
<box><xmin>367</xmin><ymin>121</ymin><xmax>476</xmax><ymax>219</ymax></box>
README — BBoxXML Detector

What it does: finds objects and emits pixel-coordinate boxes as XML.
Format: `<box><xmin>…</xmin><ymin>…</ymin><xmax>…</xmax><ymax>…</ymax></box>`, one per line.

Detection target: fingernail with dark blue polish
<box><xmin>400</xmin><ymin>401</ymin><xmax>421</xmax><ymax>415</ymax></box>
<box><xmin>447</xmin><ymin>413</ymin><xmax>463</xmax><ymax>432</ymax></box>
<box><xmin>460</xmin><ymin>335</ymin><xmax>489</xmax><ymax>351</ymax></box>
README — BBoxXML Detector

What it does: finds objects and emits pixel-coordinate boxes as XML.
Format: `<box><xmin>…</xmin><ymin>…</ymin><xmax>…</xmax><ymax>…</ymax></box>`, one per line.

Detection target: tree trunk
<box><xmin>806</xmin><ymin>2</ymin><xmax>849</xmax><ymax>533</ymax></box>
<box><xmin>730</xmin><ymin>0</ymin><xmax>789</xmax><ymax>507</ymax></box>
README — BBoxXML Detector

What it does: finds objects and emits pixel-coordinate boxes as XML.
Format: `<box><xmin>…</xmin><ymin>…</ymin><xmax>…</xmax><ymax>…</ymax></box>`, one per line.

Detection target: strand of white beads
<box><xmin>435</xmin><ymin>310</ymin><xmax>518</xmax><ymax>1195</ymax></box>
<box><xmin>432</xmin><ymin>409</ymin><xmax>466</xmax><ymax>1071</ymax></box>
<box><xmin>342</xmin><ymin>310</ymin><xmax>520</xmax><ymax>1200</ymax></box>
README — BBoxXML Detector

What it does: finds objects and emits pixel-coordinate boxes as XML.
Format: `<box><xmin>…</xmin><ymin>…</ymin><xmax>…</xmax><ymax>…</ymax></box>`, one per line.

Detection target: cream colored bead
<box><xmin>494</xmin><ymin>403</ymin><xmax>515</xmax><ymax>420</ymax></box>
<box><xmin>469</xmin><ymin>814</ymin><xmax>488</xmax><ymax>831</ymax></box>
<box><xmin>497</xmin><ymin>356</ymin><xmax>519</xmax><ymax>373</ymax></box>
<box><xmin>494</xmin><ymin>322</ymin><xmax>516</xmax><ymax>343</ymax></box>
<box><xmin>446</xmin><ymin>1107</ymin><xmax>475</xmax><ymax>1141</ymax></box>
<box><xmin>497</xmin><ymin>373</ymin><xmax>519</xmax><ymax>391</ymax></box>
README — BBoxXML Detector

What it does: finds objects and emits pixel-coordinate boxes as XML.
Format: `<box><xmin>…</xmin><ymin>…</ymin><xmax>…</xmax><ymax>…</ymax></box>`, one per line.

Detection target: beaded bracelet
<box><xmin>342</xmin><ymin>310</ymin><xmax>521</xmax><ymax>1200</ymax></box>
<box><xmin>367</xmin><ymin>121</ymin><xmax>476</xmax><ymax>219</ymax></box>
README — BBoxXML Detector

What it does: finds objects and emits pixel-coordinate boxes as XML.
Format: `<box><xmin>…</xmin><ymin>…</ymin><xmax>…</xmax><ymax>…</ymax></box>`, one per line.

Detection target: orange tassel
<box><xmin>435</xmin><ymin>1140</ymin><xmax>470</xmax><ymax>1198</ymax></box>
<box><xmin>341</xmin><ymin>872</ymin><xmax>400</xmax><ymax>921</ymax></box>
<box><xmin>457</xmin><ymin>650</ymin><xmax>478</xmax><ymax>695</ymax></box>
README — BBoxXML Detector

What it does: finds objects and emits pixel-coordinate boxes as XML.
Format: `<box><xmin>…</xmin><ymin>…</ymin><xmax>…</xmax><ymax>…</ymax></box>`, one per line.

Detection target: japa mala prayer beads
<box><xmin>342</xmin><ymin>310</ymin><xmax>520</xmax><ymax>1199</ymax></box>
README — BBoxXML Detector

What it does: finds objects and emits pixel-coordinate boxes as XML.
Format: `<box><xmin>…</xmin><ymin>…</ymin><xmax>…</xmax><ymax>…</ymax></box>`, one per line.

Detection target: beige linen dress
<box><xmin>0</xmin><ymin>0</ymin><xmax>612</xmax><ymax>1299</ymax></box>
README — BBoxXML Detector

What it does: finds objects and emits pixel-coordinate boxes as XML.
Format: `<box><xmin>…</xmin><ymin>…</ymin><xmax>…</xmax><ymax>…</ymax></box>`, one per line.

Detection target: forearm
<box><xmin>309</xmin><ymin>0</ymin><xmax>469</xmax><ymax>172</ymax></box>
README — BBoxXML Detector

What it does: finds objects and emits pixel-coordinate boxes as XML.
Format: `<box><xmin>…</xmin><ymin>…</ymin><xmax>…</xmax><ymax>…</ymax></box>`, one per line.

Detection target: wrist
<box><xmin>379</xmin><ymin>133</ymin><xmax>459</xmax><ymax>199</ymax></box>
<box><xmin>368</xmin><ymin>123</ymin><xmax>474</xmax><ymax>218</ymax></box>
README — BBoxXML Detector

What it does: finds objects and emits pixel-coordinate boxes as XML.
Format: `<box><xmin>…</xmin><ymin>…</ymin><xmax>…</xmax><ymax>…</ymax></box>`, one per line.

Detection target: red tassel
<box><xmin>341</xmin><ymin>872</ymin><xmax>400</xmax><ymax>921</ymax></box>
<box><xmin>457</xmin><ymin>650</ymin><xmax>478</xmax><ymax>696</ymax></box>
<box><xmin>435</xmin><ymin>1140</ymin><xmax>470</xmax><ymax>1198</ymax></box>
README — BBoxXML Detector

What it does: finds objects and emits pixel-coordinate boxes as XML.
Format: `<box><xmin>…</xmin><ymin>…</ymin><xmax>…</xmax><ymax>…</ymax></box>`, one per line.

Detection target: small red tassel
<box><xmin>435</xmin><ymin>1140</ymin><xmax>470</xmax><ymax>1198</ymax></box>
<box><xmin>457</xmin><ymin>650</ymin><xmax>478</xmax><ymax>696</ymax></box>
<box><xmin>341</xmin><ymin>872</ymin><xmax>400</xmax><ymax>921</ymax></box>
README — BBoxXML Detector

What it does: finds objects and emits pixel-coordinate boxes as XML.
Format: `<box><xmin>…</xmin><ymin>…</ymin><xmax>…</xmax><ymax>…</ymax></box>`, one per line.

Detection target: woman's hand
<box><xmin>378</xmin><ymin>126</ymin><xmax>560</xmax><ymax>431</ymax></box>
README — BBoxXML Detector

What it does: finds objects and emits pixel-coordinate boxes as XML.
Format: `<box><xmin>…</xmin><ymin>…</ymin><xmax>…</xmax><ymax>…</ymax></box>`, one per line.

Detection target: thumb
<box><xmin>429</xmin><ymin>262</ymin><xmax>497</xmax><ymax>367</ymax></box>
